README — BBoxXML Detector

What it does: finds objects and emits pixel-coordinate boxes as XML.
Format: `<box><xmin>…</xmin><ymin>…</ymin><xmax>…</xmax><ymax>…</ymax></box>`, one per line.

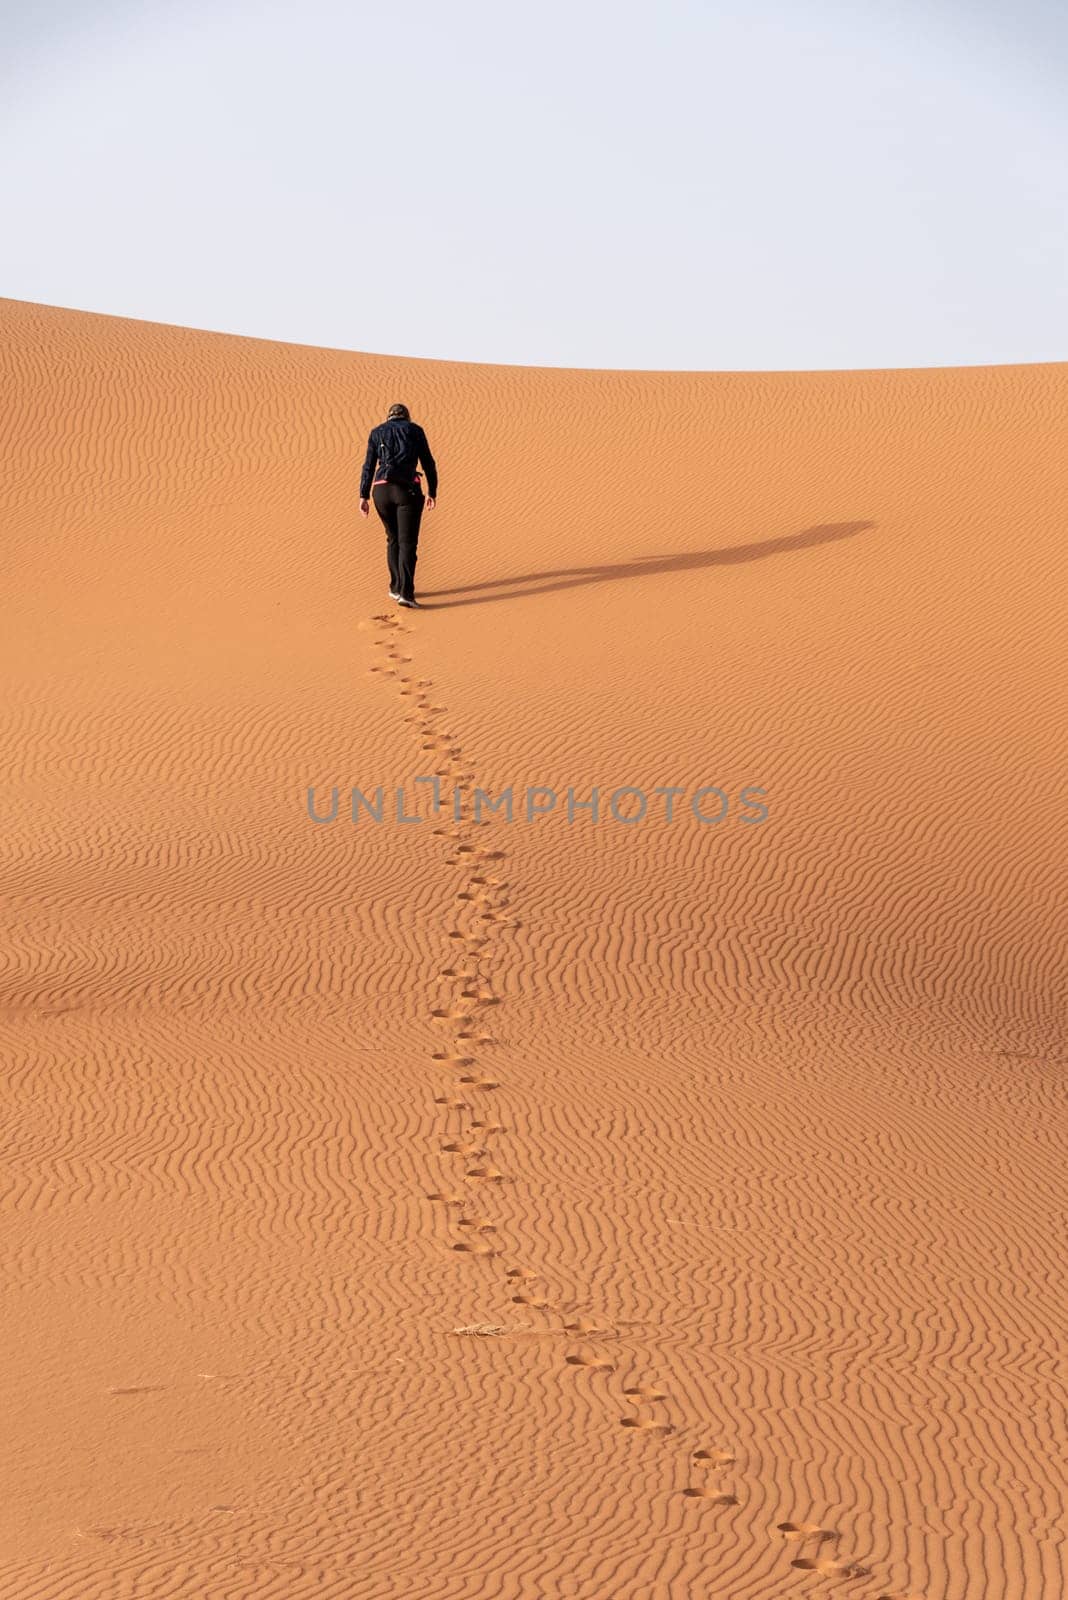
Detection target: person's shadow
<box><xmin>419</xmin><ymin>521</ymin><xmax>875</xmax><ymax>608</ymax></box>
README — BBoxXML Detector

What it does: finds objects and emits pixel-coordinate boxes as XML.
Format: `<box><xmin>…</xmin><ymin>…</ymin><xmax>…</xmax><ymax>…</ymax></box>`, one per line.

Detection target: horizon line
<box><xmin>4</xmin><ymin>294</ymin><xmax>1067</xmax><ymax>379</ymax></box>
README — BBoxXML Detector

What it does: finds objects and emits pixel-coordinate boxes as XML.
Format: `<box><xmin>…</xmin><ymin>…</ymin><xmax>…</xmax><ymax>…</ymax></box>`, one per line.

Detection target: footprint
<box><xmin>791</xmin><ymin>1559</ymin><xmax>871</xmax><ymax>1579</ymax></box>
<box><xmin>108</xmin><ymin>1386</ymin><xmax>165</xmax><ymax>1396</ymax></box>
<box><xmin>777</xmin><ymin>1524</ymin><xmax>837</xmax><ymax>1547</ymax></box>
<box><xmin>505</xmin><ymin>1267</ymin><xmax>537</xmax><ymax>1281</ymax></box>
<box><xmin>433</xmin><ymin>1095</ymin><xmax>470</xmax><ymax>1109</ymax></box>
<box><xmin>564</xmin><ymin>1353</ymin><xmax>614</xmax><ymax>1372</ymax></box>
<box><xmin>441</xmin><ymin>1140</ymin><xmax>484</xmax><ymax>1156</ymax></box>
<box><xmin>458</xmin><ymin>1077</ymin><xmax>501</xmax><ymax>1091</ymax></box>
<box><xmin>622</xmin><ymin>1385</ymin><xmax>668</xmax><ymax>1403</ymax></box>
<box><xmin>564</xmin><ymin>1316</ymin><xmax>613</xmax><ymax>1336</ymax></box>
<box><xmin>456</xmin><ymin>1215</ymin><xmax>496</xmax><ymax>1233</ymax></box>
<box><xmin>619</xmin><ymin>1416</ymin><xmax>674</xmax><ymax>1433</ymax></box>
<box><xmin>682</xmin><ymin>1488</ymin><xmax>739</xmax><ymax>1504</ymax></box>
<box><xmin>426</xmin><ymin>1191</ymin><xmax>466</xmax><ymax>1205</ymax></box>
<box><xmin>451</xmin><ymin>1239</ymin><xmax>494</xmax><ymax>1256</ymax></box>
<box><xmin>693</xmin><ymin>1448</ymin><xmax>736</xmax><ymax>1467</ymax></box>
<box><xmin>465</xmin><ymin>1164</ymin><xmax>506</xmax><ymax>1183</ymax></box>
<box><xmin>510</xmin><ymin>1293</ymin><xmax>552</xmax><ymax>1309</ymax></box>
<box><xmin>431</xmin><ymin>1052</ymin><xmax>475</xmax><ymax>1066</ymax></box>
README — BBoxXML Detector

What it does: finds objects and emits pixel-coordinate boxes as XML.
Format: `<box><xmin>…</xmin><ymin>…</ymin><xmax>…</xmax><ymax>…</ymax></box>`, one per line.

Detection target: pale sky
<box><xmin>2</xmin><ymin>0</ymin><xmax>1067</xmax><ymax>370</ymax></box>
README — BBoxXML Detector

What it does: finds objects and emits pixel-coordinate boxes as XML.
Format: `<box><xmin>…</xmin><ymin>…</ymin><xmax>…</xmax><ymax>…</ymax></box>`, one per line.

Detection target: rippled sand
<box><xmin>1</xmin><ymin>296</ymin><xmax>1065</xmax><ymax>1599</ymax></box>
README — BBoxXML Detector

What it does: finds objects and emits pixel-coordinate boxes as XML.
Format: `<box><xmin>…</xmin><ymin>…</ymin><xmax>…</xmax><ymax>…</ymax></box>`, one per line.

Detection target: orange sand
<box><xmin>1</xmin><ymin>296</ymin><xmax>1065</xmax><ymax>1599</ymax></box>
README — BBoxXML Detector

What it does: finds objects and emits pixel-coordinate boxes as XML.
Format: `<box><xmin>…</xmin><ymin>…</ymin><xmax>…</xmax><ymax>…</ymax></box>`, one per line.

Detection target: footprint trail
<box><xmin>366</xmin><ymin>610</ymin><xmax>923</xmax><ymax>1599</ymax></box>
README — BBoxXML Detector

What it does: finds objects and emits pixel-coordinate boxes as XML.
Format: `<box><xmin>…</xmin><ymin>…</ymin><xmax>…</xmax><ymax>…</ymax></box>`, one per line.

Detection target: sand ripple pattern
<box><xmin>1</xmin><ymin>297</ymin><xmax>1066</xmax><ymax>1597</ymax></box>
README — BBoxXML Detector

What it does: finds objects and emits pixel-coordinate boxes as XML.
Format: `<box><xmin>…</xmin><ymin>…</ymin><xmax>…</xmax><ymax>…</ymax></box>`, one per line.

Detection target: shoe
<box><xmin>388</xmin><ymin>590</ymin><xmax>399</xmax><ymax>600</ymax></box>
<box><xmin>397</xmin><ymin>597</ymin><xmax>421</xmax><ymax>609</ymax></box>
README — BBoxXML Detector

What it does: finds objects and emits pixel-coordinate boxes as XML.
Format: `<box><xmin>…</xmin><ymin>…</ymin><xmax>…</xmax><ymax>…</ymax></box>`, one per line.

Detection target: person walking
<box><xmin>358</xmin><ymin>403</ymin><xmax>438</xmax><ymax>608</ymax></box>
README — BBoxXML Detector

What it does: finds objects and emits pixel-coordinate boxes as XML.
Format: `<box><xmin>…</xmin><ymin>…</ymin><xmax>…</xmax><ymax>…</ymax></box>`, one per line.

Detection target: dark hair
<box><xmin>386</xmin><ymin>403</ymin><xmax>410</xmax><ymax>422</ymax></box>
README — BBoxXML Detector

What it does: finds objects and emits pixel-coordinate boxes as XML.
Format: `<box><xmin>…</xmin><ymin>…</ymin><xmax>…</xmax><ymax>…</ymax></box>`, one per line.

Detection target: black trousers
<box><xmin>372</xmin><ymin>480</ymin><xmax>425</xmax><ymax>602</ymax></box>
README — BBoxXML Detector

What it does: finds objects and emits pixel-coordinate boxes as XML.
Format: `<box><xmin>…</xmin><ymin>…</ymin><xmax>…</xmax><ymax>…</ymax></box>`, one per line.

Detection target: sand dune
<box><xmin>1</xmin><ymin>295</ymin><xmax>1066</xmax><ymax>1599</ymax></box>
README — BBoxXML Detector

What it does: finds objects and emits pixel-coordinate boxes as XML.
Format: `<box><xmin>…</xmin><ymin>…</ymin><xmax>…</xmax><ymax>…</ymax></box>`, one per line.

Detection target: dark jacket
<box><xmin>359</xmin><ymin>418</ymin><xmax>438</xmax><ymax>499</ymax></box>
